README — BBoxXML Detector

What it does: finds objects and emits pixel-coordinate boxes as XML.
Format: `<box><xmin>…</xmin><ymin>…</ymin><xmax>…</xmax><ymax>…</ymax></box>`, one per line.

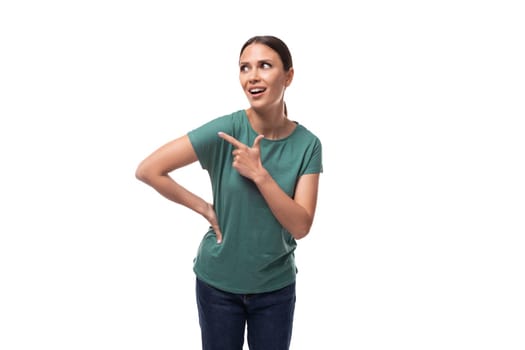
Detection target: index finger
<box><xmin>217</xmin><ymin>131</ymin><xmax>246</xmax><ymax>149</ymax></box>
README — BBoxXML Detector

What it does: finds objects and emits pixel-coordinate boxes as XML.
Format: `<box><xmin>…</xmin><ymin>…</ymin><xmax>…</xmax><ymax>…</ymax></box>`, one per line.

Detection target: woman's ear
<box><xmin>284</xmin><ymin>68</ymin><xmax>294</xmax><ymax>87</ymax></box>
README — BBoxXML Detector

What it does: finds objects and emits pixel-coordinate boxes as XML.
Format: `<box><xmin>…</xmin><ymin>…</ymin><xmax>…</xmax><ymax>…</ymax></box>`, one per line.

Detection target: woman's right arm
<box><xmin>135</xmin><ymin>135</ymin><xmax>222</xmax><ymax>242</ymax></box>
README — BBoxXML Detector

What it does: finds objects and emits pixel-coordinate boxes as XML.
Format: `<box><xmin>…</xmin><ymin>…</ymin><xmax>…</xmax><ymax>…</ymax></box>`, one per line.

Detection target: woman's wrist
<box><xmin>253</xmin><ymin>168</ymin><xmax>271</xmax><ymax>186</ymax></box>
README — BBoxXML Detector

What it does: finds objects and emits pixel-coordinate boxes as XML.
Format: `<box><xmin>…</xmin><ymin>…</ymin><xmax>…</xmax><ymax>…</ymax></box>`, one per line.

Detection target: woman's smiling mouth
<box><xmin>249</xmin><ymin>87</ymin><xmax>266</xmax><ymax>96</ymax></box>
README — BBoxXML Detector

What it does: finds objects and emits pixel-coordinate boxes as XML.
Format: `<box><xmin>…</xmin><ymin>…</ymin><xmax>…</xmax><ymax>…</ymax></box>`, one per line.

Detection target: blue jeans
<box><xmin>196</xmin><ymin>278</ymin><xmax>296</xmax><ymax>350</ymax></box>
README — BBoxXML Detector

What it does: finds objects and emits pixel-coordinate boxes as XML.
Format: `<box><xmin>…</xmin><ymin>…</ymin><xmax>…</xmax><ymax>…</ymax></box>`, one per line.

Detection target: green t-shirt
<box><xmin>188</xmin><ymin>109</ymin><xmax>323</xmax><ymax>293</ymax></box>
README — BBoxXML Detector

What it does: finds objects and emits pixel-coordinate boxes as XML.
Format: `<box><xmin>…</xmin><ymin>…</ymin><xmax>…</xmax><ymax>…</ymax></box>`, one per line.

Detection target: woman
<box><xmin>136</xmin><ymin>35</ymin><xmax>323</xmax><ymax>350</ymax></box>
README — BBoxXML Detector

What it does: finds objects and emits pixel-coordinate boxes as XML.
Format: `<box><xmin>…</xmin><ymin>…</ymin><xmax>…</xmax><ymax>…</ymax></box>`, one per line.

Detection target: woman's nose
<box><xmin>248</xmin><ymin>68</ymin><xmax>260</xmax><ymax>82</ymax></box>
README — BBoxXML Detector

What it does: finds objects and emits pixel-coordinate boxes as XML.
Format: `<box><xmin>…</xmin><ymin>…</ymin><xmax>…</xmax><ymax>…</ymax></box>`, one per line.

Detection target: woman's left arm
<box><xmin>219</xmin><ymin>132</ymin><xmax>320</xmax><ymax>239</ymax></box>
<box><xmin>255</xmin><ymin>172</ymin><xmax>320</xmax><ymax>240</ymax></box>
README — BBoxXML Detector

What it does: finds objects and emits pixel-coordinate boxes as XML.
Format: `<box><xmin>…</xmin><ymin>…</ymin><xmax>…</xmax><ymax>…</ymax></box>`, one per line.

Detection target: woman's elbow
<box><xmin>135</xmin><ymin>162</ymin><xmax>152</xmax><ymax>184</ymax></box>
<box><xmin>293</xmin><ymin>230</ymin><xmax>310</xmax><ymax>240</ymax></box>
<box><xmin>290</xmin><ymin>220</ymin><xmax>313</xmax><ymax>240</ymax></box>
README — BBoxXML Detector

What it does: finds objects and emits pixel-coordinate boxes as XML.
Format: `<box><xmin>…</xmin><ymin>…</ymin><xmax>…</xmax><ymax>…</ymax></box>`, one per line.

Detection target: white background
<box><xmin>1</xmin><ymin>0</ymin><xmax>524</xmax><ymax>349</ymax></box>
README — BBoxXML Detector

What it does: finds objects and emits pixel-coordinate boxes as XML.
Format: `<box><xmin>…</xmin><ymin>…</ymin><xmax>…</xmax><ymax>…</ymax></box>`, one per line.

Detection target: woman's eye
<box><xmin>240</xmin><ymin>65</ymin><xmax>249</xmax><ymax>72</ymax></box>
<box><xmin>261</xmin><ymin>63</ymin><xmax>271</xmax><ymax>69</ymax></box>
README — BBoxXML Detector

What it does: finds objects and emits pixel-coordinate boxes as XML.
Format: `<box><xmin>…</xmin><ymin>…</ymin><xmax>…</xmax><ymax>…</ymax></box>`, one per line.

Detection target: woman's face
<box><xmin>239</xmin><ymin>43</ymin><xmax>293</xmax><ymax>112</ymax></box>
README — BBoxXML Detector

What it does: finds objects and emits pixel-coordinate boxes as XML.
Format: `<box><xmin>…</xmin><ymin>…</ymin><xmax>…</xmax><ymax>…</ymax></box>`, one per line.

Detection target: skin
<box><xmin>135</xmin><ymin>42</ymin><xmax>320</xmax><ymax>242</ymax></box>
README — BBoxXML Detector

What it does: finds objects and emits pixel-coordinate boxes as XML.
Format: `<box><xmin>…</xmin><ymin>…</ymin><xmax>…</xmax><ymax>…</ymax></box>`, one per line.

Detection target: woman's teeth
<box><xmin>250</xmin><ymin>88</ymin><xmax>265</xmax><ymax>94</ymax></box>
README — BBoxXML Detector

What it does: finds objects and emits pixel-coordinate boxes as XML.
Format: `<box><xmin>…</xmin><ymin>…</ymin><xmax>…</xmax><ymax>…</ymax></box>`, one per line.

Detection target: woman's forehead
<box><xmin>240</xmin><ymin>43</ymin><xmax>279</xmax><ymax>61</ymax></box>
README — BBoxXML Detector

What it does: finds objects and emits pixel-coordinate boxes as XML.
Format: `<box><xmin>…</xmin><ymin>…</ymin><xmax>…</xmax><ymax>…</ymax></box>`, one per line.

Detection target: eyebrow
<box><xmin>239</xmin><ymin>59</ymin><xmax>274</xmax><ymax>65</ymax></box>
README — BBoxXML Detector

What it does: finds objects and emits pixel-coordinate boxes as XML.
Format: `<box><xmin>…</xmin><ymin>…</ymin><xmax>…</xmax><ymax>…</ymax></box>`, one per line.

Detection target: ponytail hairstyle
<box><xmin>240</xmin><ymin>35</ymin><xmax>293</xmax><ymax>116</ymax></box>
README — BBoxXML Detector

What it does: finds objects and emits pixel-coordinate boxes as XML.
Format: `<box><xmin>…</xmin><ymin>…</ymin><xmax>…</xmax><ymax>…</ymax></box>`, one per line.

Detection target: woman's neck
<box><xmin>246</xmin><ymin>107</ymin><xmax>295</xmax><ymax>140</ymax></box>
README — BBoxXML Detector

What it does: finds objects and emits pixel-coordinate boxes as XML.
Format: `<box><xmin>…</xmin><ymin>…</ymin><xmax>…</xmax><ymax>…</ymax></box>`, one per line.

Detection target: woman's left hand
<box><xmin>218</xmin><ymin>132</ymin><xmax>265</xmax><ymax>181</ymax></box>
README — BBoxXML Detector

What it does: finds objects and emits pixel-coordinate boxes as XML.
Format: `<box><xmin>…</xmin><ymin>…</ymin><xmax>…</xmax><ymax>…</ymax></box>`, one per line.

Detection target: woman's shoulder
<box><xmin>293</xmin><ymin>122</ymin><xmax>322</xmax><ymax>144</ymax></box>
<box><xmin>205</xmin><ymin>109</ymin><xmax>246</xmax><ymax>127</ymax></box>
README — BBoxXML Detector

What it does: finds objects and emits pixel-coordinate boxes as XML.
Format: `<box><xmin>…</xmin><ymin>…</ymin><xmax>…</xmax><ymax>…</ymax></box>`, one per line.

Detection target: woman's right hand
<box><xmin>202</xmin><ymin>202</ymin><xmax>222</xmax><ymax>243</ymax></box>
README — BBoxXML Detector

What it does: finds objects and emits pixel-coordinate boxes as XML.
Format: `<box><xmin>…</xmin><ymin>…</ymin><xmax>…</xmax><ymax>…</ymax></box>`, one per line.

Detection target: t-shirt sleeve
<box><xmin>301</xmin><ymin>137</ymin><xmax>323</xmax><ymax>175</ymax></box>
<box><xmin>187</xmin><ymin>114</ymin><xmax>233</xmax><ymax>170</ymax></box>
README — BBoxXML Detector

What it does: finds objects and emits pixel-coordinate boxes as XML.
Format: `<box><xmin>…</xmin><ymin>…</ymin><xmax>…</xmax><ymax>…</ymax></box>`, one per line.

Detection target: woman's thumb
<box><xmin>215</xmin><ymin>228</ymin><xmax>223</xmax><ymax>244</ymax></box>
